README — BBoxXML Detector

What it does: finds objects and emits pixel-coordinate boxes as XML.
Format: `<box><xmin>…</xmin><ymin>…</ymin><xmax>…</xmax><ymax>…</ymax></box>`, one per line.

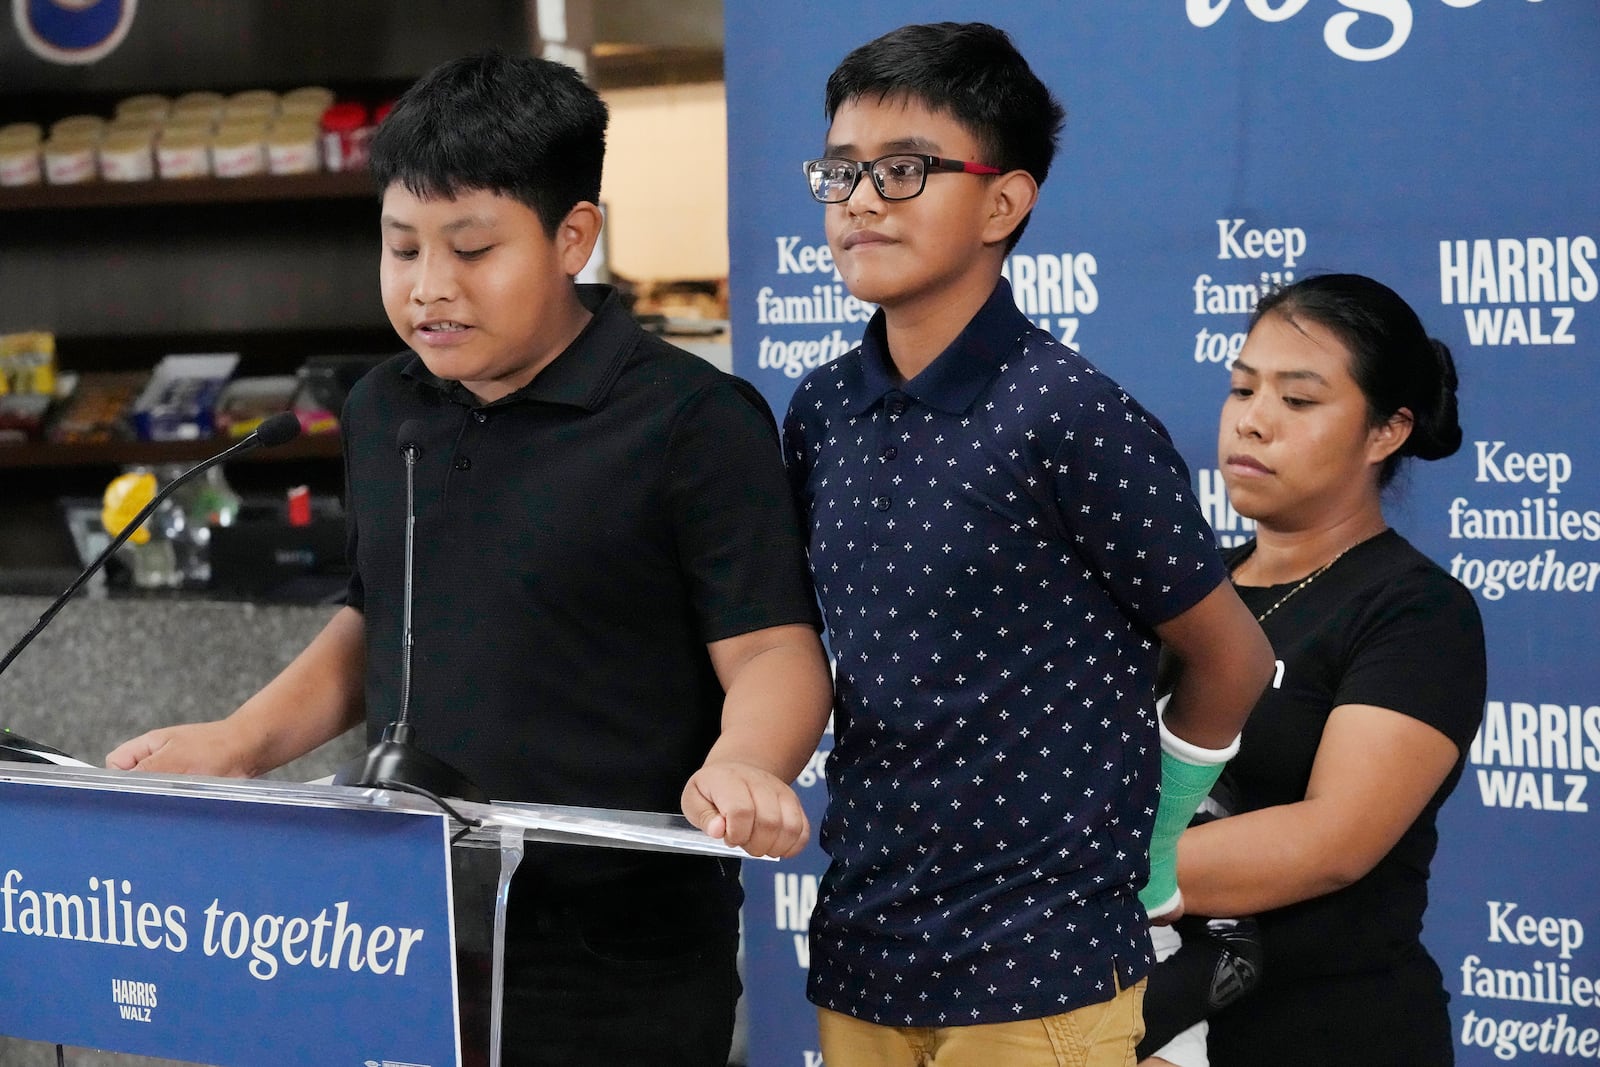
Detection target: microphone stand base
<box><xmin>332</xmin><ymin>740</ymin><xmax>488</xmax><ymax>804</ymax></box>
<box><xmin>1</xmin><ymin>729</ymin><xmax>79</xmax><ymax>764</ymax></box>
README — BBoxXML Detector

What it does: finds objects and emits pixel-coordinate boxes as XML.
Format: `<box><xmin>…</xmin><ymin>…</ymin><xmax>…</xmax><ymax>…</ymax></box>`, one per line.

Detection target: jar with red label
<box><xmin>0</xmin><ymin>125</ymin><xmax>42</xmax><ymax>187</ymax></box>
<box><xmin>209</xmin><ymin>123</ymin><xmax>267</xmax><ymax>179</ymax></box>
<box><xmin>157</xmin><ymin>124</ymin><xmax>211</xmax><ymax>179</ymax></box>
<box><xmin>267</xmin><ymin>121</ymin><xmax>321</xmax><ymax>175</ymax></box>
<box><xmin>98</xmin><ymin>128</ymin><xmax>155</xmax><ymax>182</ymax></box>
<box><xmin>319</xmin><ymin>102</ymin><xmax>372</xmax><ymax>172</ymax></box>
<box><xmin>43</xmin><ymin>134</ymin><xmax>97</xmax><ymax>185</ymax></box>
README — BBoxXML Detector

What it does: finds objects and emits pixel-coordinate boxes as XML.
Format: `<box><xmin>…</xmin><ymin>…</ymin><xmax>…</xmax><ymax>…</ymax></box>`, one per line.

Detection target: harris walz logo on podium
<box><xmin>109</xmin><ymin>977</ymin><xmax>156</xmax><ymax>1023</ymax></box>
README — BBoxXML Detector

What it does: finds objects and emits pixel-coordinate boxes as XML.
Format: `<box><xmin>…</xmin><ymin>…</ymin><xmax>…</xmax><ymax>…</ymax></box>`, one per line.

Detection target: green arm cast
<box><xmin>1140</xmin><ymin>715</ymin><xmax>1239</xmax><ymax>916</ymax></box>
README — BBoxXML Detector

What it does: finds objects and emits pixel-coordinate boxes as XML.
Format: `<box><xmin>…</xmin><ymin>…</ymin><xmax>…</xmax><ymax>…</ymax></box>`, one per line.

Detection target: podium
<box><xmin>0</xmin><ymin>762</ymin><xmax>754</xmax><ymax>1067</ymax></box>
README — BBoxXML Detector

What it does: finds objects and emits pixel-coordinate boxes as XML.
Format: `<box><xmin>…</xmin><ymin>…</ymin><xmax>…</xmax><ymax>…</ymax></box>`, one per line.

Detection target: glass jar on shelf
<box><xmin>152</xmin><ymin>463</ymin><xmax>241</xmax><ymax>587</ymax></box>
<box><xmin>104</xmin><ymin>464</ymin><xmax>242</xmax><ymax>590</ymax></box>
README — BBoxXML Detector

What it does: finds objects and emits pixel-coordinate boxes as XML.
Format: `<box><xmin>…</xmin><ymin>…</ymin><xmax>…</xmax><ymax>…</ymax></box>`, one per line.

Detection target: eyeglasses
<box><xmin>802</xmin><ymin>154</ymin><xmax>1003</xmax><ymax>204</ymax></box>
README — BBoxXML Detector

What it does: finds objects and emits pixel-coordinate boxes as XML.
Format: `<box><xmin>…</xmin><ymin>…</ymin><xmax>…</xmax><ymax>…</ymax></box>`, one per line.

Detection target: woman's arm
<box><xmin>1175</xmin><ymin>701</ymin><xmax>1460</xmax><ymax>917</ymax></box>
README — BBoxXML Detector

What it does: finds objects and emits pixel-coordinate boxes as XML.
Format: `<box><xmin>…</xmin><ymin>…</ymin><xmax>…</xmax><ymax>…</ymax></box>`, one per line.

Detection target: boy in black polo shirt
<box><xmin>109</xmin><ymin>52</ymin><xmax>831</xmax><ymax>1067</ymax></box>
<box><xmin>783</xmin><ymin>23</ymin><xmax>1273</xmax><ymax>1064</ymax></box>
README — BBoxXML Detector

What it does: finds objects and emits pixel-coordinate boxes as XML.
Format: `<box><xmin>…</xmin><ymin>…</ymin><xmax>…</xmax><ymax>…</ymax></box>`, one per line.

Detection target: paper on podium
<box><xmin>0</xmin><ymin>762</ymin><xmax>771</xmax><ymax>861</ymax></box>
<box><xmin>1</xmin><ymin>746</ymin><xmax>92</xmax><ymax>768</ymax></box>
<box><xmin>455</xmin><ymin>798</ymin><xmax>777</xmax><ymax>860</ymax></box>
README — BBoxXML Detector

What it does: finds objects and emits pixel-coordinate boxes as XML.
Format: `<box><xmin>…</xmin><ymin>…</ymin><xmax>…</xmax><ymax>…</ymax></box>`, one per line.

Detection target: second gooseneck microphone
<box><xmin>393</xmin><ymin>420</ymin><xmax>421</xmax><ymax>744</ymax></box>
<box><xmin>333</xmin><ymin>419</ymin><xmax>486</xmax><ymax>802</ymax></box>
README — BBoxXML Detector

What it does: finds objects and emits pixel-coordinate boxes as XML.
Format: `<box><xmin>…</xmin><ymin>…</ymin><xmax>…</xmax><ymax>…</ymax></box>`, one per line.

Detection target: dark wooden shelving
<box><xmin>0</xmin><ymin>170</ymin><xmax>375</xmax><ymax>213</ymax></box>
<box><xmin>0</xmin><ymin>432</ymin><xmax>341</xmax><ymax>470</ymax></box>
<box><xmin>1</xmin><ymin>158</ymin><xmax>377</xmax><ymax>576</ymax></box>
<box><xmin>0</xmin><ymin>12</ymin><xmax>523</xmax><ymax>579</ymax></box>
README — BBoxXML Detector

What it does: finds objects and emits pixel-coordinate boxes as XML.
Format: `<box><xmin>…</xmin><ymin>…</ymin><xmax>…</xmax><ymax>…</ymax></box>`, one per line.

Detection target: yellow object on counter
<box><xmin>102</xmin><ymin>471</ymin><xmax>158</xmax><ymax>545</ymax></box>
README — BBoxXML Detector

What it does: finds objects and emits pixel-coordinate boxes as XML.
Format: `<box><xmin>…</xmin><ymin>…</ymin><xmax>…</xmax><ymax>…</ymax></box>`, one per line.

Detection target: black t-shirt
<box><xmin>341</xmin><ymin>284</ymin><xmax>820</xmax><ymax>894</ymax></box>
<box><xmin>1207</xmin><ymin>530</ymin><xmax>1485</xmax><ymax>1063</ymax></box>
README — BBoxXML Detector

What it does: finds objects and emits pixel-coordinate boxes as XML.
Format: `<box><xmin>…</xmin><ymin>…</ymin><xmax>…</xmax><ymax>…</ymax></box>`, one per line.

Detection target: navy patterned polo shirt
<box><xmin>782</xmin><ymin>279</ymin><xmax>1227</xmax><ymax>1026</ymax></box>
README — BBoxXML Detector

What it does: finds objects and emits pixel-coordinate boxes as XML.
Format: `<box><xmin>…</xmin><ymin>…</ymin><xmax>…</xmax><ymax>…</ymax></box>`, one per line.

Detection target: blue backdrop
<box><xmin>727</xmin><ymin>4</ymin><xmax>1600</xmax><ymax>1065</ymax></box>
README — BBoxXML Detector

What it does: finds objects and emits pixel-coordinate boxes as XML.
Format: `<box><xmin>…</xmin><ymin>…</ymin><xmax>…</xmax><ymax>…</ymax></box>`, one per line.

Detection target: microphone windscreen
<box><xmin>397</xmin><ymin>419</ymin><xmax>425</xmax><ymax>456</ymax></box>
<box><xmin>255</xmin><ymin>411</ymin><xmax>303</xmax><ymax>448</ymax></box>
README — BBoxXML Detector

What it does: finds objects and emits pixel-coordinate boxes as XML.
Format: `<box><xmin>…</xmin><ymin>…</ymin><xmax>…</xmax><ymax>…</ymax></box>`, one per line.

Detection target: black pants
<box><xmin>493</xmin><ymin>874</ymin><xmax>742</xmax><ymax>1067</ymax></box>
<box><xmin>1206</xmin><ymin>953</ymin><xmax>1453</xmax><ymax>1066</ymax></box>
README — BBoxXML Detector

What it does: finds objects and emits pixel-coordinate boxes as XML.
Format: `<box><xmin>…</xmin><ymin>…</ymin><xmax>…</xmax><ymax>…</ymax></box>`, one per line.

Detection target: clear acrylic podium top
<box><xmin>0</xmin><ymin>761</ymin><xmax>758</xmax><ymax>1067</ymax></box>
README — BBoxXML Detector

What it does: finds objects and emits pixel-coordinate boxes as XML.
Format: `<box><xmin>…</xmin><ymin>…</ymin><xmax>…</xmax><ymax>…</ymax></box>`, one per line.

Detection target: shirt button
<box><xmin>887</xmin><ymin>400</ymin><xmax>906</xmax><ymax>417</ymax></box>
<box><xmin>873</xmin><ymin>495</ymin><xmax>891</xmax><ymax>511</ymax></box>
<box><xmin>454</xmin><ymin>457</ymin><xmax>472</xmax><ymax>471</ymax></box>
<box><xmin>474</xmin><ymin>411</ymin><xmax>488</xmax><ymax>423</ymax></box>
<box><xmin>882</xmin><ymin>446</ymin><xmax>897</xmax><ymax>460</ymax></box>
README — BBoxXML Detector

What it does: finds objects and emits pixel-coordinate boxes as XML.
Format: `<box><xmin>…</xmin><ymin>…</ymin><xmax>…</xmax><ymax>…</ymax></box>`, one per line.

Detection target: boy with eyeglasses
<box><xmin>109</xmin><ymin>51</ymin><xmax>831</xmax><ymax>1067</ymax></box>
<box><xmin>782</xmin><ymin>22</ymin><xmax>1273</xmax><ymax>1065</ymax></box>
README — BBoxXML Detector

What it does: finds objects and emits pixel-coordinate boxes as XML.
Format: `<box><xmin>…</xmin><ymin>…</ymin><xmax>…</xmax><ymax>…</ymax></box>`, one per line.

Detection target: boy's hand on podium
<box><xmin>106</xmin><ymin>721</ymin><xmax>254</xmax><ymax>778</ymax></box>
<box><xmin>682</xmin><ymin>760</ymin><xmax>811</xmax><ymax>859</ymax></box>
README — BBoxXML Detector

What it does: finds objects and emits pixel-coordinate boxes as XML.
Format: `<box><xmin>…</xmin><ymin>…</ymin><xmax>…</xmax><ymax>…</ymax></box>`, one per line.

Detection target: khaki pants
<box><xmin>817</xmin><ymin>977</ymin><xmax>1147</xmax><ymax>1067</ymax></box>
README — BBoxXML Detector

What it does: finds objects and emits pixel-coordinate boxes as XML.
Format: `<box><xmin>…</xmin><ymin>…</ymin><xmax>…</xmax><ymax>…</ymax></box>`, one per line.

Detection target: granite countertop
<box><xmin>0</xmin><ymin>594</ymin><xmax>362</xmax><ymax>779</ymax></box>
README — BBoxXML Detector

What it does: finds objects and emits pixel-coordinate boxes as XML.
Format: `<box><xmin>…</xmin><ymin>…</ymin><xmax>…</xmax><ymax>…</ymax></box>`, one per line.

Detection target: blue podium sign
<box><xmin>0</xmin><ymin>777</ymin><xmax>459</xmax><ymax>1067</ymax></box>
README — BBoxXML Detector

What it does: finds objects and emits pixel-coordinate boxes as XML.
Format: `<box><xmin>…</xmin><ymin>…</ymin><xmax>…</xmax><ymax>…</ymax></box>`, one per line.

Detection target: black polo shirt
<box><xmin>341</xmin><ymin>284</ymin><xmax>819</xmax><ymax>891</ymax></box>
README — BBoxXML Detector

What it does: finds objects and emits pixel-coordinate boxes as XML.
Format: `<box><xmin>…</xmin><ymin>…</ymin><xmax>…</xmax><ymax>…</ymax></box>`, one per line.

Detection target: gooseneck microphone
<box><xmin>396</xmin><ymin>421</ymin><xmax>421</xmax><ymax>738</ymax></box>
<box><xmin>0</xmin><ymin>411</ymin><xmax>303</xmax><ymax>764</ymax></box>
<box><xmin>333</xmin><ymin>420</ymin><xmax>486</xmax><ymax>803</ymax></box>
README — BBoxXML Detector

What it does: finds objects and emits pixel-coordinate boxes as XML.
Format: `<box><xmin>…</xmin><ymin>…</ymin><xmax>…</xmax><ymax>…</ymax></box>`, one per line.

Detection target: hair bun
<box><xmin>1406</xmin><ymin>338</ymin><xmax>1463</xmax><ymax>461</ymax></box>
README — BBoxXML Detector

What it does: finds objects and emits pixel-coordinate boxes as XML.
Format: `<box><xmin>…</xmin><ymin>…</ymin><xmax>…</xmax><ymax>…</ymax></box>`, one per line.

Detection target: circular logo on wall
<box><xmin>13</xmin><ymin>0</ymin><xmax>138</xmax><ymax>65</ymax></box>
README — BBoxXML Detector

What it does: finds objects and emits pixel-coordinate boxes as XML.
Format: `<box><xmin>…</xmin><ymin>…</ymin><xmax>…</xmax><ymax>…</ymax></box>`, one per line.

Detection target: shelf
<box><xmin>54</xmin><ymin>330</ymin><xmax>397</xmax><ymax>373</ymax></box>
<box><xmin>0</xmin><ymin>170</ymin><xmax>375</xmax><ymax>213</ymax></box>
<box><xmin>0</xmin><ymin>432</ymin><xmax>341</xmax><ymax>470</ymax></box>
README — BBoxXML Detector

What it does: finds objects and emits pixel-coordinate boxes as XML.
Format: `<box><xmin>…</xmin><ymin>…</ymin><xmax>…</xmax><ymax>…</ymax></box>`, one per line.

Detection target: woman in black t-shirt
<box><xmin>1141</xmin><ymin>274</ymin><xmax>1486</xmax><ymax>1067</ymax></box>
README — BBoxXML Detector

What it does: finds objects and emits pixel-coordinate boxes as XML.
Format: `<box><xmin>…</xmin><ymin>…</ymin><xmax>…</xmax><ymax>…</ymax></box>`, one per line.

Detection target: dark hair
<box><xmin>369</xmin><ymin>50</ymin><xmax>607</xmax><ymax>236</ymax></box>
<box><xmin>824</xmin><ymin>22</ymin><xmax>1065</xmax><ymax>251</ymax></box>
<box><xmin>1250</xmin><ymin>273</ymin><xmax>1462</xmax><ymax>486</ymax></box>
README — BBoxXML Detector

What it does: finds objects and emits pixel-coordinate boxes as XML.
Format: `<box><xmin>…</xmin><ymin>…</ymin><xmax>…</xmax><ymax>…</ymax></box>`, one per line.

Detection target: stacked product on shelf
<box><xmin>0</xmin><ymin>331</ymin><xmax>56</xmax><ymax>445</ymax></box>
<box><xmin>0</xmin><ymin>85</ymin><xmax>393</xmax><ymax>188</ymax></box>
<box><xmin>0</xmin><ymin>332</ymin><xmax>373</xmax><ymax>447</ymax></box>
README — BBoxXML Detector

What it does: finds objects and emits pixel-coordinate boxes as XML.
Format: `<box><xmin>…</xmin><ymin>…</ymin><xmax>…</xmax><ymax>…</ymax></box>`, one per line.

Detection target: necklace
<box><xmin>1250</xmin><ymin>546</ymin><xmax>1352</xmax><ymax>622</ymax></box>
